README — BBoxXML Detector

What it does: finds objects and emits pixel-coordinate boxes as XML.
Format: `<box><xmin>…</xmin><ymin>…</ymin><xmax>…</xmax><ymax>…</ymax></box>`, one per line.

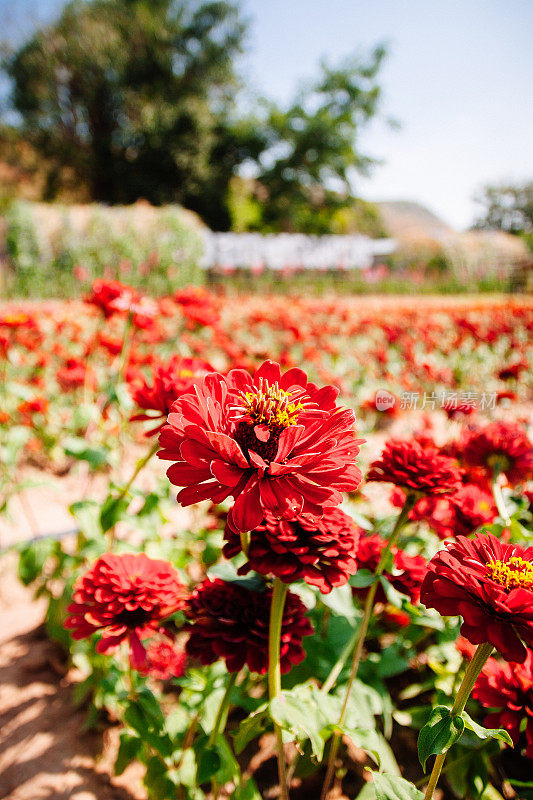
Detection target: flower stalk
<box><xmin>269</xmin><ymin>577</ymin><xmax>290</xmax><ymax>800</ymax></box>
<box><xmin>424</xmin><ymin>641</ymin><xmax>493</xmax><ymax>800</ymax></box>
<box><xmin>320</xmin><ymin>493</ymin><xmax>416</xmax><ymax>800</ymax></box>
<box><xmin>491</xmin><ymin>470</ymin><xmax>511</xmax><ymax>527</ymax></box>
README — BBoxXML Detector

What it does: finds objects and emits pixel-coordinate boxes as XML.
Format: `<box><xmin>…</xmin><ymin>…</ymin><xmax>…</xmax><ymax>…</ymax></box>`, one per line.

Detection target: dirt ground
<box><xmin>0</xmin><ymin>555</ymin><xmax>147</xmax><ymax>800</ymax></box>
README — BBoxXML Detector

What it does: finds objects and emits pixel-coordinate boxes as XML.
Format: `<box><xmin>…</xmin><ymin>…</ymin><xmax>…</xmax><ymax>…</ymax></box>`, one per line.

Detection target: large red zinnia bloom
<box><xmin>472</xmin><ymin>652</ymin><xmax>533</xmax><ymax>758</ymax></box>
<box><xmin>420</xmin><ymin>533</ymin><xmax>533</xmax><ymax>662</ymax></box>
<box><xmin>367</xmin><ymin>439</ymin><xmax>462</xmax><ymax>496</ymax></box>
<box><xmin>223</xmin><ymin>507</ymin><xmax>360</xmax><ymax>594</ymax></box>
<box><xmin>460</xmin><ymin>421</ymin><xmax>533</xmax><ymax>486</ymax></box>
<box><xmin>65</xmin><ymin>553</ymin><xmax>187</xmax><ymax>667</ymax></box>
<box><xmin>158</xmin><ymin>360</ymin><xmax>364</xmax><ymax>532</ymax></box>
<box><xmin>130</xmin><ymin>356</ymin><xmax>214</xmax><ymax>435</ymax></box>
<box><xmin>185</xmin><ymin>578</ymin><xmax>313</xmax><ymax>674</ymax></box>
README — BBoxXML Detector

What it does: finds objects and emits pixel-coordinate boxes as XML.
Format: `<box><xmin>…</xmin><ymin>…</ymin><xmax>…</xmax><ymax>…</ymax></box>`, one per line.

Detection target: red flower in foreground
<box><xmin>355</xmin><ymin>533</ymin><xmax>427</xmax><ymax>604</ymax></box>
<box><xmin>185</xmin><ymin>578</ymin><xmax>313</xmax><ymax>674</ymax></box>
<box><xmin>460</xmin><ymin>421</ymin><xmax>533</xmax><ymax>486</ymax></box>
<box><xmin>420</xmin><ymin>533</ymin><xmax>533</xmax><ymax>662</ymax></box>
<box><xmin>130</xmin><ymin>356</ymin><xmax>214</xmax><ymax>435</ymax></box>
<box><xmin>65</xmin><ymin>553</ymin><xmax>187</xmax><ymax>667</ymax></box>
<box><xmin>223</xmin><ymin>507</ymin><xmax>360</xmax><ymax>594</ymax></box>
<box><xmin>473</xmin><ymin>652</ymin><xmax>533</xmax><ymax>758</ymax></box>
<box><xmin>139</xmin><ymin>637</ymin><xmax>187</xmax><ymax>680</ymax></box>
<box><xmin>159</xmin><ymin>360</ymin><xmax>364</xmax><ymax>532</ymax></box>
<box><xmin>366</xmin><ymin>439</ymin><xmax>463</xmax><ymax>496</ymax></box>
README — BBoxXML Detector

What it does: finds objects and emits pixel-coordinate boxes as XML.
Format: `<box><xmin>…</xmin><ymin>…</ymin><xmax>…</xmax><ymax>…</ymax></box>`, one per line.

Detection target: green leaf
<box><xmin>208</xmin><ymin>560</ymin><xmax>265</xmax><ymax>591</ymax></box>
<box><xmin>232</xmin><ymin>705</ymin><xmax>269</xmax><ymax>754</ymax></box>
<box><xmin>232</xmin><ymin>778</ymin><xmax>262</xmax><ymax>800</ymax></box>
<box><xmin>196</xmin><ymin>746</ymin><xmax>221</xmax><ymax>784</ymax></box>
<box><xmin>418</xmin><ymin>705</ymin><xmax>464</xmax><ymax>771</ymax></box>
<box><xmin>379</xmin><ymin>575</ymin><xmax>409</xmax><ymax>608</ymax></box>
<box><xmin>99</xmin><ymin>494</ymin><xmax>130</xmax><ymax>533</ymax></box>
<box><xmin>64</xmin><ymin>436</ymin><xmax>109</xmax><ymax>469</ymax></box>
<box><xmin>372</xmin><ymin>771</ymin><xmax>424</xmax><ymax>800</ymax></box>
<box><xmin>115</xmin><ymin>732</ymin><xmax>142</xmax><ymax>776</ymax></box>
<box><xmin>320</xmin><ymin>582</ymin><xmax>359</xmax><ymax>622</ymax></box>
<box><xmin>269</xmin><ymin>691</ymin><xmax>325</xmax><ymax>759</ymax></box>
<box><xmin>350</xmin><ymin>569</ymin><xmax>376</xmax><ymax>588</ymax></box>
<box><xmin>330</xmin><ymin>725</ymin><xmax>384</xmax><ymax>767</ymax></box>
<box><xmin>17</xmin><ymin>537</ymin><xmax>57</xmax><ymax>585</ymax></box>
<box><xmin>461</xmin><ymin>711</ymin><xmax>513</xmax><ymax>746</ymax></box>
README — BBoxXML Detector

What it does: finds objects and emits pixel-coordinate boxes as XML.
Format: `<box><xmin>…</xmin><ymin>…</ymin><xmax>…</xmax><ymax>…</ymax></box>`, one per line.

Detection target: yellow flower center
<box><xmin>241</xmin><ymin>380</ymin><xmax>305</xmax><ymax>429</ymax></box>
<box><xmin>486</xmin><ymin>556</ymin><xmax>533</xmax><ymax>591</ymax></box>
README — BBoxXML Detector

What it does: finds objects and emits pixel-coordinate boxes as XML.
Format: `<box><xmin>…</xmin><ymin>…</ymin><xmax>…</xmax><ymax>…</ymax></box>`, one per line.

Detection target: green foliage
<box><xmin>3</xmin><ymin>200</ymin><xmax>205</xmax><ymax>297</ymax></box>
<box><xmin>474</xmin><ymin>181</ymin><xmax>533</xmax><ymax>237</ymax></box>
<box><xmin>418</xmin><ymin>705</ymin><xmax>465</xmax><ymax>771</ymax></box>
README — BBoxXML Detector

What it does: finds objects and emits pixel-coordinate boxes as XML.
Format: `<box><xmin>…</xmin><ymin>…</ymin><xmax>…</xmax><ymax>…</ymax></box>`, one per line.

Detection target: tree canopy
<box><xmin>2</xmin><ymin>0</ymin><xmax>387</xmax><ymax>232</ymax></box>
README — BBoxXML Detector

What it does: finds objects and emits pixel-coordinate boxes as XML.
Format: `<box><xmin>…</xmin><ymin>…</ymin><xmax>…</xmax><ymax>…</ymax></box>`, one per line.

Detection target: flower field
<box><xmin>1</xmin><ymin>283</ymin><xmax>533</xmax><ymax>800</ymax></box>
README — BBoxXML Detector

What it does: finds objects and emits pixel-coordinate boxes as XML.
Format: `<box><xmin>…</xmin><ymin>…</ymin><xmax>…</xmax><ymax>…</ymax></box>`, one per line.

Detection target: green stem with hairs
<box><xmin>320</xmin><ymin>494</ymin><xmax>416</xmax><ymax>800</ymax></box>
<box><xmin>424</xmin><ymin>641</ymin><xmax>493</xmax><ymax>800</ymax></box>
<box><xmin>269</xmin><ymin>578</ymin><xmax>290</xmax><ymax>800</ymax></box>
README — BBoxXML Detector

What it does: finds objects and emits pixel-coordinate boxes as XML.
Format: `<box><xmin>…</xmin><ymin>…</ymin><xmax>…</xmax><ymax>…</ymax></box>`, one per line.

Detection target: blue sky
<box><xmin>2</xmin><ymin>0</ymin><xmax>532</xmax><ymax>229</ymax></box>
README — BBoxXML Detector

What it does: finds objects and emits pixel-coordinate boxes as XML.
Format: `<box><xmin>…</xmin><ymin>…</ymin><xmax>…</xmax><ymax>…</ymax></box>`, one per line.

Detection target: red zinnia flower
<box><xmin>449</xmin><ymin>484</ymin><xmax>497</xmax><ymax>536</ymax></box>
<box><xmin>185</xmin><ymin>578</ymin><xmax>313</xmax><ymax>674</ymax></box>
<box><xmin>223</xmin><ymin>507</ymin><xmax>360</xmax><ymax>594</ymax></box>
<box><xmin>472</xmin><ymin>652</ymin><xmax>533</xmax><ymax>758</ymax></box>
<box><xmin>56</xmin><ymin>357</ymin><xmax>94</xmax><ymax>392</ymax></box>
<box><xmin>354</xmin><ymin>533</ymin><xmax>427</xmax><ymax>604</ymax></box>
<box><xmin>65</xmin><ymin>553</ymin><xmax>187</xmax><ymax>667</ymax></box>
<box><xmin>159</xmin><ymin>360</ymin><xmax>364</xmax><ymax>532</ymax></box>
<box><xmin>85</xmin><ymin>279</ymin><xmax>138</xmax><ymax>318</ymax></box>
<box><xmin>460</xmin><ymin>421</ymin><xmax>533</xmax><ymax>486</ymax></box>
<box><xmin>420</xmin><ymin>533</ymin><xmax>533</xmax><ymax>662</ymax></box>
<box><xmin>130</xmin><ymin>356</ymin><xmax>214</xmax><ymax>435</ymax></box>
<box><xmin>139</xmin><ymin>637</ymin><xmax>187</xmax><ymax>680</ymax></box>
<box><xmin>366</xmin><ymin>439</ymin><xmax>463</xmax><ymax>496</ymax></box>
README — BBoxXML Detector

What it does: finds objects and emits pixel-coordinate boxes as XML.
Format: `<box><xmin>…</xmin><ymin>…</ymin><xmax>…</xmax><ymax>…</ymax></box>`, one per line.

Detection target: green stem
<box><xmin>424</xmin><ymin>641</ymin><xmax>493</xmax><ymax>800</ymax></box>
<box><xmin>320</xmin><ymin>494</ymin><xmax>416</xmax><ymax>800</ymax></box>
<box><xmin>209</xmin><ymin>672</ymin><xmax>238</xmax><ymax>800</ymax></box>
<box><xmin>491</xmin><ymin>471</ymin><xmax>511</xmax><ymax>526</ymax></box>
<box><xmin>208</xmin><ymin>672</ymin><xmax>237</xmax><ymax>748</ymax></box>
<box><xmin>107</xmin><ymin>440</ymin><xmax>159</xmax><ymax>548</ymax></box>
<box><xmin>240</xmin><ymin>530</ymin><xmax>250</xmax><ymax>558</ymax></box>
<box><xmin>269</xmin><ymin>578</ymin><xmax>290</xmax><ymax>800</ymax></box>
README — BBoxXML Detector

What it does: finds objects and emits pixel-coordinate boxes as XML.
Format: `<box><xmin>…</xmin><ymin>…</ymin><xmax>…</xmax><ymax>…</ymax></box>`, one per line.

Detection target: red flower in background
<box><xmin>185</xmin><ymin>578</ymin><xmax>313</xmax><ymax>674</ymax></box>
<box><xmin>354</xmin><ymin>532</ymin><xmax>427</xmax><ymax>604</ymax></box>
<box><xmin>460</xmin><ymin>421</ymin><xmax>533</xmax><ymax>486</ymax></box>
<box><xmin>472</xmin><ymin>652</ymin><xmax>533</xmax><ymax>758</ymax></box>
<box><xmin>65</xmin><ymin>553</ymin><xmax>187</xmax><ymax>667</ymax></box>
<box><xmin>85</xmin><ymin>279</ymin><xmax>138</xmax><ymax>318</ymax></box>
<box><xmin>139</xmin><ymin>637</ymin><xmax>187</xmax><ymax>680</ymax></box>
<box><xmin>223</xmin><ymin>507</ymin><xmax>360</xmax><ymax>594</ymax></box>
<box><xmin>449</xmin><ymin>484</ymin><xmax>497</xmax><ymax>536</ymax></box>
<box><xmin>159</xmin><ymin>360</ymin><xmax>363</xmax><ymax>533</ymax></box>
<box><xmin>130</xmin><ymin>356</ymin><xmax>214</xmax><ymax>435</ymax></box>
<box><xmin>366</xmin><ymin>439</ymin><xmax>463</xmax><ymax>496</ymax></box>
<box><xmin>421</xmin><ymin>533</ymin><xmax>533</xmax><ymax>662</ymax></box>
<box><xmin>56</xmin><ymin>357</ymin><xmax>94</xmax><ymax>392</ymax></box>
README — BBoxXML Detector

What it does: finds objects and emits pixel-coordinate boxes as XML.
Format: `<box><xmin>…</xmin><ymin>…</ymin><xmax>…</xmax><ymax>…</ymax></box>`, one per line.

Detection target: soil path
<box><xmin>0</xmin><ymin>556</ymin><xmax>146</xmax><ymax>800</ymax></box>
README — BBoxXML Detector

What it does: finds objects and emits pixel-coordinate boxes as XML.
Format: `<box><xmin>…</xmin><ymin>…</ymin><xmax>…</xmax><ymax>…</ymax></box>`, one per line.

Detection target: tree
<box><xmin>474</xmin><ymin>182</ymin><xmax>533</xmax><ymax>235</ymax></box>
<box><xmin>2</xmin><ymin>2</ymin><xmax>387</xmax><ymax>232</ymax></box>
<box><xmin>243</xmin><ymin>47</ymin><xmax>388</xmax><ymax>233</ymax></box>
<box><xmin>3</xmin><ymin>0</ymin><xmax>256</xmax><ymax>228</ymax></box>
